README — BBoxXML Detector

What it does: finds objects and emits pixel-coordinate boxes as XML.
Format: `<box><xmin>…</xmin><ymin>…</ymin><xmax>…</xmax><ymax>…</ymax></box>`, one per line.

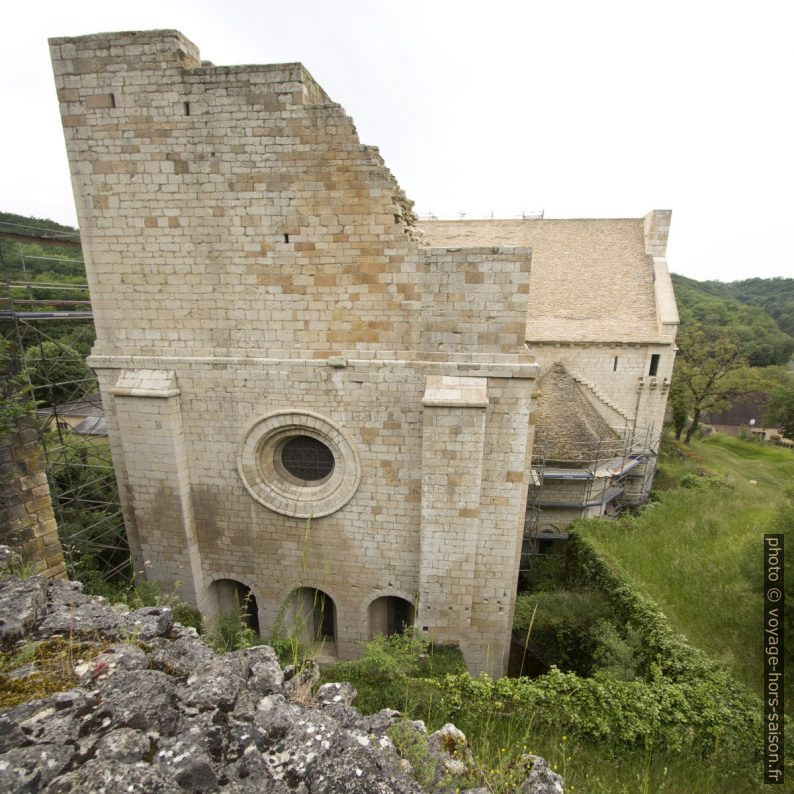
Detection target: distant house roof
<box><xmin>703</xmin><ymin>392</ymin><xmax>770</xmax><ymax>426</ymax></box>
<box><xmin>419</xmin><ymin>218</ymin><xmax>666</xmax><ymax>344</ymax></box>
<box><xmin>531</xmin><ymin>362</ymin><xmax>620</xmax><ymax>462</ymax></box>
<box><xmin>37</xmin><ymin>393</ymin><xmax>103</xmax><ymax>419</ymax></box>
<box><xmin>72</xmin><ymin>415</ymin><xmax>107</xmax><ymax>436</ymax></box>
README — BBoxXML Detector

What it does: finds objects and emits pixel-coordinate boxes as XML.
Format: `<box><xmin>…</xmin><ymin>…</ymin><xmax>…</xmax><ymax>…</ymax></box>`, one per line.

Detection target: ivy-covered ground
<box><xmin>584</xmin><ymin>433</ymin><xmax>794</xmax><ymax>709</ymax></box>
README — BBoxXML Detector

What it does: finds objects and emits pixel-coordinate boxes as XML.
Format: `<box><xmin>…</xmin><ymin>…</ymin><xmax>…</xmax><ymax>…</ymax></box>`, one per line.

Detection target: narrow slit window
<box><xmin>649</xmin><ymin>354</ymin><xmax>660</xmax><ymax>376</ymax></box>
<box><xmin>613</xmin><ymin>356</ymin><xmax>619</xmax><ymax>371</ymax></box>
<box><xmin>109</xmin><ymin>93</ymin><xmax>116</xmax><ymax>108</ymax></box>
<box><xmin>284</xmin><ymin>233</ymin><xmax>290</xmax><ymax>243</ymax></box>
<box><xmin>184</xmin><ymin>101</ymin><xmax>191</xmax><ymax>116</ymax></box>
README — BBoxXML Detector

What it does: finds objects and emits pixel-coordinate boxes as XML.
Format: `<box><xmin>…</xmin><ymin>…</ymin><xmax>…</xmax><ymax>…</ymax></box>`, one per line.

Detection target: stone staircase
<box><xmin>571</xmin><ymin>374</ymin><xmax>632</xmax><ymax>428</ymax></box>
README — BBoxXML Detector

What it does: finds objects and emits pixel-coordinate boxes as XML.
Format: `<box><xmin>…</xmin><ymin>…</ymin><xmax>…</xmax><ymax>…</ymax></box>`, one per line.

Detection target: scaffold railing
<box><xmin>1</xmin><ymin>228</ymin><xmax>129</xmax><ymax>581</ymax></box>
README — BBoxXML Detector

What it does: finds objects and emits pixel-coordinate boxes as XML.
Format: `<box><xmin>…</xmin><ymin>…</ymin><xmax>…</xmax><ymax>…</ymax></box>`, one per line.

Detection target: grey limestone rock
<box><xmin>358</xmin><ymin>708</ymin><xmax>404</xmax><ymax>736</ymax></box>
<box><xmin>245</xmin><ymin>645</ymin><xmax>284</xmax><ymax>695</ymax></box>
<box><xmin>3</xmin><ymin>688</ymin><xmax>97</xmax><ymax>748</ymax></box>
<box><xmin>220</xmin><ymin>742</ymin><xmax>293</xmax><ymax>792</ymax></box>
<box><xmin>0</xmin><ymin>715</ymin><xmax>25</xmax><ymax>754</ymax></box>
<box><xmin>74</xmin><ymin>642</ymin><xmax>149</xmax><ymax>686</ymax></box>
<box><xmin>517</xmin><ymin>754</ymin><xmax>566</xmax><ymax>794</ymax></box>
<box><xmin>148</xmin><ymin>633</ymin><xmax>215</xmax><ymax>676</ymax></box>
<box><xmin>0</xmin><ymin>545</ymin><xmax>23</xmax><ymax>574</ymax></box>
<box><xmin>91</xmin><ymin>727</ymin><xmax>151</xmax><ymax>763</ymax></box>
<box><xmin>312</xmin><ymin>680</ymin><xmax>362</xmax><ymax>726</ymax></box>
<box><xmin>47</xmin><ymin>758</ymin><xmax>181</xmax><ymax>793</ymax></box>
<box><xmin>0</xmin><ymin>574</ymin><xmax>565</xmax><ymax>793</ymax></box>
<box><xmin>90</xmin><ymin>669</ymin><xmax>181</xmax><ymax>735</ymax></box>
<box><xmin>314</xmin><ymin>681</ymin><xmax>357</xmax><ymax>707</ymax></box>
<box><xmin>47</xmin><ymin>578</ymin><xmax>89</xmax><ymax>607</ymax></box>
<box><xmin>302</xmin><ymin>724</ymin><xmax>420</xmax><ymax>794</ymax></box>
<box><xmin>0</xmin><ymin>576</ymin><xmax>47</xmax><ymax>642</ymax></box>
<box><xmin>0</xmin><ymin>743</ymin><xmax>73</xmax><ymax>792</ymax></box>
<box><xmin>156</xmin><ymin>732</ymin><xmax>219</xmax><ymax>790</ymax></box>
<box><xmin>428</xmin><ymin>722</ymin><xmax>469</xmax><ymax>778</ymax></box>
<box><xmin>39</xmin><ymin>598</ymin><xmax>123</xmax><ymax>639</ymax></box>
<box><xmin>120</xmin><ymin>605</ymin><xmax>173</xmax><ymax>640</ymax></box>
<box><xmin>177</xmin><ymin>654</ymin><xmax>248</xmax><ymax>712</ymax></box>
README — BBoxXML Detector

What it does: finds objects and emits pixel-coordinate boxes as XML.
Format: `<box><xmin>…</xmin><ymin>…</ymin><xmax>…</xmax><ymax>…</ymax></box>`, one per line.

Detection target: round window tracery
<box><xmin>237</xmin><ymin>411</ymin><xmax>360</xmax><ymax>518</ymax></box>
<box><xmin>277</xmin><ymin>435</ymin><xmax>335</xmax><ymax>484</ymax></box>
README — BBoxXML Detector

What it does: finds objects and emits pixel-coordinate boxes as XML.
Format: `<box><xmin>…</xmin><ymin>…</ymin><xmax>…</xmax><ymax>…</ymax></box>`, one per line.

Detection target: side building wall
<box><xmin>529</xmin><ymin>343</ymin><xmax>674</xmax><ymax>440</ymax></box>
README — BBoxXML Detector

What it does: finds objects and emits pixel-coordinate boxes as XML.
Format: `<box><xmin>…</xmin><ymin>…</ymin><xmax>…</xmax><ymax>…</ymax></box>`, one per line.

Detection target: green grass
<box><xmin>316</xmin><ymin>434</ymin><xmax>793</xmax><ymax>793</ymax></box>
<box><xmin>582</xmin><ymin>433</ymin><xmax>793</xmax><ymax>708</ymax></box>
<box><xmin>322</xmin><ymin>631</ymin><xmax>770</xmax><ymax>793</ymax></box>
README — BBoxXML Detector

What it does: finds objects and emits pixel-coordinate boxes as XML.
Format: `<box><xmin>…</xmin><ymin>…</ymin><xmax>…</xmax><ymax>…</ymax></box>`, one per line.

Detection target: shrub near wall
<box><xmin>560</xmin><ymin>523</ymin><xmax>791</xmax><ymax>762</ymax></box>
<box><xmin>325</xmin><ymin>521</ymin><xmax>792</xmax><ymax>786</ymax></box>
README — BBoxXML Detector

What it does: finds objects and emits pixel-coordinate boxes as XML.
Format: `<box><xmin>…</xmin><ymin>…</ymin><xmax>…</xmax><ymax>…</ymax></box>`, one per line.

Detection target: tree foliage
<box><xmin>695</xmin><ymin>276</ymin><xmax>794</xmax><ymax>337</ymax></box>
<box><xmin>671</xmin><ymin>274</ymin><xmax>793</xmax><ymax>366</ymax></box>
<box><xmin>764</xmin><ymin>382</ymin><xmax>794</xmax><ymax>439</ymax></box>
<box><xmin>24</xmin><ymin>340</ymin><xmax>96</xmax><ymax>407</ymax></box>
<box><xmin>0</xmin><ymin>338</ymin><xmax>34</xmax><ymax>437</ymax></box>
<box><xmin>672</xmin><ymin>325</ymin><xmax>768</xmax><ymax>443</ymax></box>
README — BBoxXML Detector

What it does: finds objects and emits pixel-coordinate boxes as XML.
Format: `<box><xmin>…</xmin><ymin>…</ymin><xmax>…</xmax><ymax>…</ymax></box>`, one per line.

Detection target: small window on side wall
<box><xmin>649</xmin><ymin>354</ymin><xmax>660</xmax><ymax>377</ymax></box>
<box><xmin>613</xmin><ymin>356</ymin><xmax>619</xmax><ymax>371</ymax></box>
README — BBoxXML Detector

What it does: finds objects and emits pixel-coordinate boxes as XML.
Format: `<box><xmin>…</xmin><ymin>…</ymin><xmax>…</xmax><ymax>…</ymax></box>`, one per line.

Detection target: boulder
<box><xmin>0</xmin><ymin>575</ymin><xmax>566</xmax><ymax>793</ymax></box>
<box><xmin>0</xmin><ymin>576</ymin><xmax>47</xmax><ymax>642</ymax></box>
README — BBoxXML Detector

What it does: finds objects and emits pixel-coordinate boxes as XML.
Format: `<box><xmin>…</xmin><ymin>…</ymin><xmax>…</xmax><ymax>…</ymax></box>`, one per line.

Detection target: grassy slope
<box><xmin>582</xmin><ymin>433</ymin><xmax>793</xmax><ymax>705</ymax></box>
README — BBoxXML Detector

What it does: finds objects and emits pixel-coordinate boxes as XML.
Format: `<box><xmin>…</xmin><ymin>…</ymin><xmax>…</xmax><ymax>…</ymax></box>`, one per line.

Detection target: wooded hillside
<box><xmin>671</xmin><ymin>273</ymin><xmax>793</xmax><ymax>366</ymax></box>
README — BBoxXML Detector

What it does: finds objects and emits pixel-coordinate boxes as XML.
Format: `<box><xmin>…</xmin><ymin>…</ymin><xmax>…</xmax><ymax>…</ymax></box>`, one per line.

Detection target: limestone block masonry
<box><xmin>49</xmin><ymin>30</ymin><xmax>538</xmax><ymax>675</ymax></box>
<box><xmin>0</xmin><ymin>421</ymin><xmax>67</xmax><ymax>579</ymax></box>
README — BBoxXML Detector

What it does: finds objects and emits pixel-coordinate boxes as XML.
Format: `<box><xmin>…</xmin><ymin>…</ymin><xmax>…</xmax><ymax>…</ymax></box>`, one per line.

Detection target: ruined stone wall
<box><xmin>49</xmin><ymin>31</ymin><xmax>529</xmax><ymax>360</ymax></box>
<box><xmin>0</xmin><ymin>422</ymin><xmax>66</xmax><ymax>579</ymax></box>
<box><xmin>50</xmin><ymin>30</ymin><xmax>537</xmax><ymax>676</ymax></box>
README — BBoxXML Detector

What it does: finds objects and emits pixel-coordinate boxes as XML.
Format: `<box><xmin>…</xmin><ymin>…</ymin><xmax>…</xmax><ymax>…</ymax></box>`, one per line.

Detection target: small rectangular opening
<box><xmin>283</xmin><ymin>233</ymin><xmax>290</xmax><ymax>243</ymax></box>
<box><xmin>109</xmin><ymin>92</ymin><xmax>116</xmax><ymax>109</ymax></box>
<box><xmin>184</xmin><ymin>101</ymin><xmax>190</xmax><ymax>116</ymax></box>
<box><xmin>649</xmin><ymin>354</ymin><xmax>660</xmax><ymax>377</ymax></box>
<box><xmin>613</xmin><ymin>356</ymin><xmax>619</xmax><ymax>371</ymax></box>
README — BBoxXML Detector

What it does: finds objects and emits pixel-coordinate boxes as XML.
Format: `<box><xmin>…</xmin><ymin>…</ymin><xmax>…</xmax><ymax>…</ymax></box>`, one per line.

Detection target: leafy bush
<box><xmin>563</xmin><ymin>525</ymin><xmax>790</xmax><ymax>768</ymax></box>
<box><xmin>208</xmin><ymin>609</ymin><xmax>258</xmax><ymax>653</ymax></box>
<box><xmin>518</xmin><ymin>554</ymin><xmax>567</xmax><ymax>591</ymax></box>
<box><xmin>678</xmin><ymin>471</ymin><xmax>733</xmax><ymax>490</ymax></box>
<box><xmin>321</xmin><ymin>631</ymin><xmax>465</xmax><ymax>715</ymax></box>
<box><xmin>0</xmin><ymin>338</ymin><xmax>34</xmax><ymax>437</ymax></box>
<box><xmin>318</xmin><ymin>521</ymin><xmax>791</xmax><ymax>788</ymax></box>
<box><xmin>513</xmin><ymin>590</ymin><xmax>633</xmax><ymax>678</ymax></box>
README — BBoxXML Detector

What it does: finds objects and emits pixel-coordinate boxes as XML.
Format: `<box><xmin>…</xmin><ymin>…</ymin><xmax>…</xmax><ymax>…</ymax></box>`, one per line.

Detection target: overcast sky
<box><xmin>3</xmin><ymin>0</ymin><xmax>793</xmax><ymax>282</ymax></box>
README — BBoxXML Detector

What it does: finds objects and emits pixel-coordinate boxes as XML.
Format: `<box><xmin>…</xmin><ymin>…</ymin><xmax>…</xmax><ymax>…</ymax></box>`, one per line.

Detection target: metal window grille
<box><xmin>281</xmin><ymin>436</ymin><xmax>334</xmax><ymax>481</ymax></box>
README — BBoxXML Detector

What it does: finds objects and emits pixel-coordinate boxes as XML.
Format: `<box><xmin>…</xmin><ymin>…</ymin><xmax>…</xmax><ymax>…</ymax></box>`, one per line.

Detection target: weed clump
<box><xmin>0</xmin><ymin>637</ymin><xmax>112</xmax><ymax>709</ymax></box>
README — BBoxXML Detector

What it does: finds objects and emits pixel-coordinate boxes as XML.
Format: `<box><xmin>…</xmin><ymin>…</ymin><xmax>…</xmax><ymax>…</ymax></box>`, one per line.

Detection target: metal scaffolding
<box><xmin>1</xmin><ymin>222</ymin><xmax>129</xmax><ymax>580</ymax></box>
<box><xmin>525</xmin><ymin>422</ymin><xmax>658</xmax><ymax>533</ymax></box>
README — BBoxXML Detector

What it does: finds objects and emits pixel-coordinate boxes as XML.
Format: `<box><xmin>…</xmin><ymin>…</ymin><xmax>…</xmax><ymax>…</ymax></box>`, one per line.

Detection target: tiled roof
<box><xmin>531</xmin><ymin>362</ymin><xmax>620</xmax><ymax>461</ymax></box>
<box><xmin>419</xmin><ymin>218</ymin><xmax>664</xmax><ymax>344</ymax></box>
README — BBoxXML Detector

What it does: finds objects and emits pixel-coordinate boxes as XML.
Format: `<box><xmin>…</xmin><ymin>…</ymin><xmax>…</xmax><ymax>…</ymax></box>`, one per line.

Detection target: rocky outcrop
<box><xmin>0</xmin><ymin>567</ymin><xmax>564</xmax><ymax>793</ymax></box>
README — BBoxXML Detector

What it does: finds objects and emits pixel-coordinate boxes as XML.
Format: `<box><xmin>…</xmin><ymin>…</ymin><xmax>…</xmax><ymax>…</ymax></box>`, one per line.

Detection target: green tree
<box><xmin>669</xmin><ymin>380</ymin><xmax>690</xmax><ymax>441</ymax></box>
<box><xmin>672</xmin><ymin>325</ymin><xmax>766</xmax><ymax>444</ymax></box>
<box><xmin>24</xmin><ymin>341</ymin><xmax>95</xmax><ymax>406</ymax></box>
<box><xmin>764</xmin><ymin>383</ymin><xmax>794</xmax><ymax>439</ymax></box>
<box><xmin>0</xmin><ymin>338</ymin><xmax>34</xmax><ymax>436</ymax></box>
<box><xmin>671</xmin><ymin>274</ymin><xmax>794</xmax><ymax>366</ymax></box>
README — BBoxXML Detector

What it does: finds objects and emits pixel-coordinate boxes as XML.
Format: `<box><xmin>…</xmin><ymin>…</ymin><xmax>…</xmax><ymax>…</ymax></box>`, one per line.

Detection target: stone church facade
<box><xmin>49</xmin><ymin>30</ymin><xmax>677</xmax><ymax>675</ymax></box>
